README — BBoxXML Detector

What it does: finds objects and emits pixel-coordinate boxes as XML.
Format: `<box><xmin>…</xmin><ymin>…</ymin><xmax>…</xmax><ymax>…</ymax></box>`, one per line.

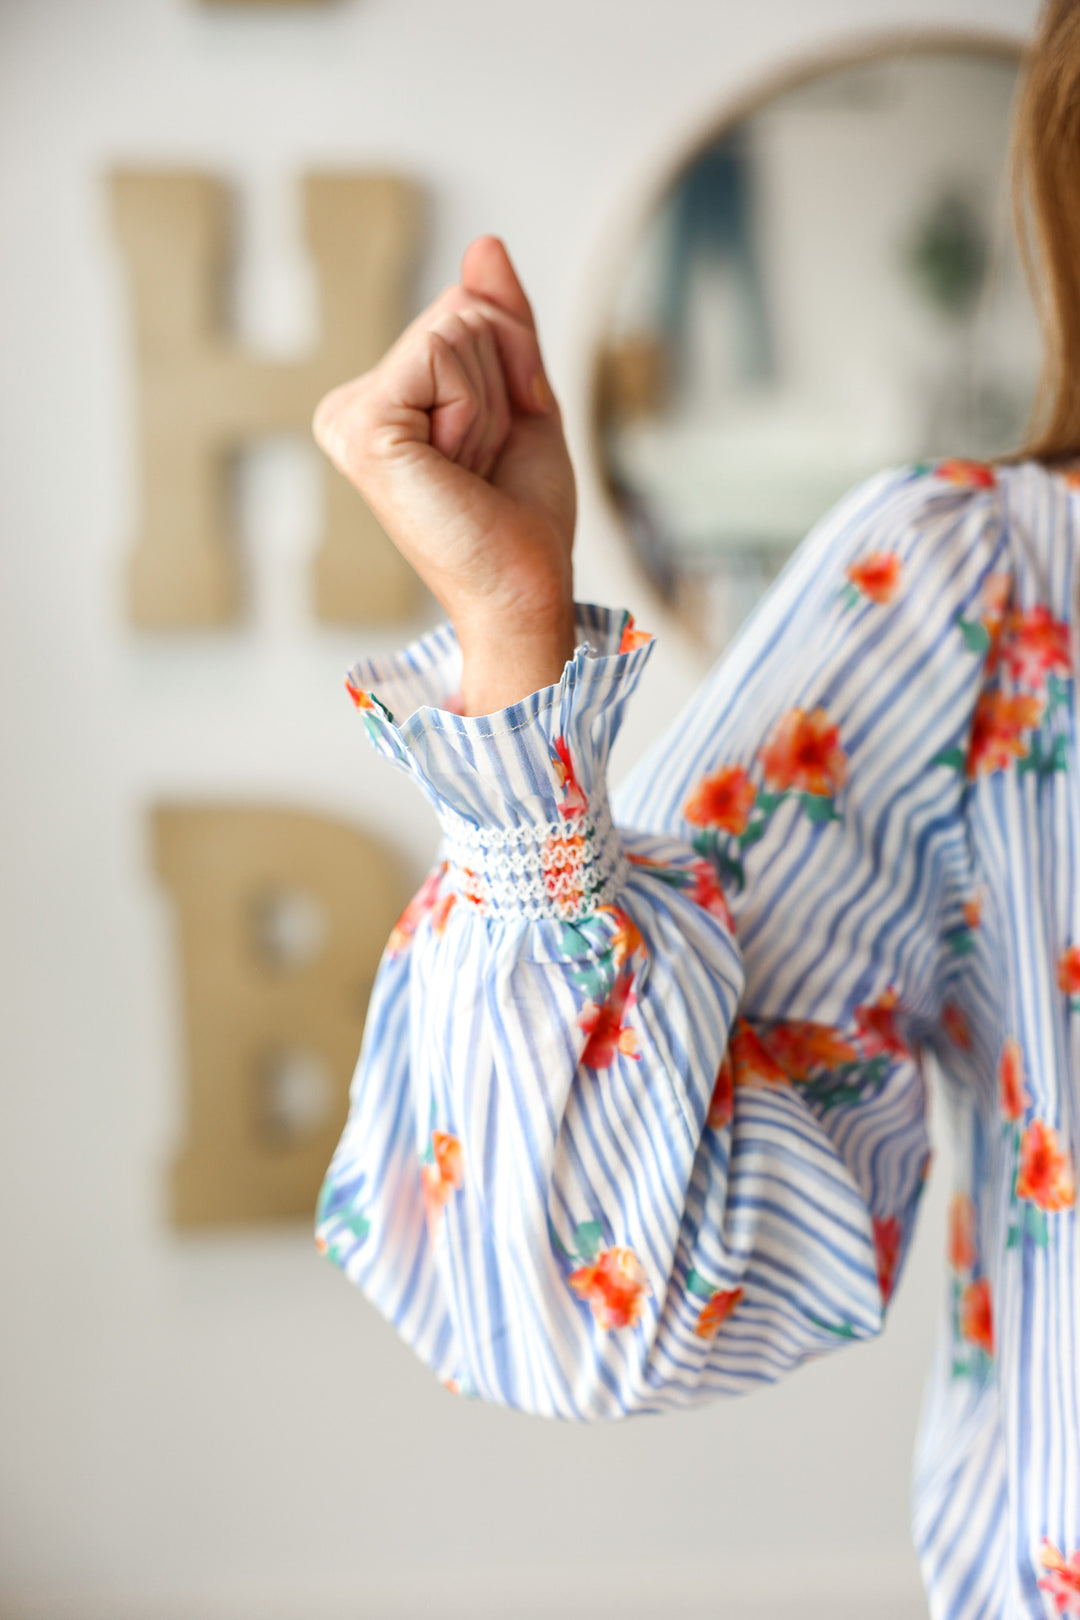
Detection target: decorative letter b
<box><xmin>154</xmin><ymin>805</ymin><xmax>410</xmax><ymax>1226</ymax></box>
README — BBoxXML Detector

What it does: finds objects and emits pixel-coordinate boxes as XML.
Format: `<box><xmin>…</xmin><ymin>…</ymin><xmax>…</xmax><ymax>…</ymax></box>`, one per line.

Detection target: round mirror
<box><xmin>594</xmin><ymin>40</ymin><xmax>1037</xmax><ymax>654</ymax></box>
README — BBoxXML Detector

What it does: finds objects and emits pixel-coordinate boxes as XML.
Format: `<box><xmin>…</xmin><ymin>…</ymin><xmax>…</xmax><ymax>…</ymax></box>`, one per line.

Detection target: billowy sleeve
<box><xmin>317</xmin><ymin>463</ymin><xmax>1006</xmax><ymax>1419</ymax></box>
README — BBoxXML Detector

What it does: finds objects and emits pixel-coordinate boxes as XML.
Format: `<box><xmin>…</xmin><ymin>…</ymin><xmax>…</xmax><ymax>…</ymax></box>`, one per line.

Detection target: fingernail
<box><xmin>532</xmin><ymin>373</ymin><xmax>553</xmax><ymax>413</ymax></box>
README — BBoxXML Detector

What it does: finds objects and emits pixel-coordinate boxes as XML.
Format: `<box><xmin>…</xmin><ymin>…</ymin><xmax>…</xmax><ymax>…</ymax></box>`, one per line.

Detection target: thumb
<box><xmin>461</xmin><ymin>236</ymin><xmax>536</xmax><ymax>332</ymax></box>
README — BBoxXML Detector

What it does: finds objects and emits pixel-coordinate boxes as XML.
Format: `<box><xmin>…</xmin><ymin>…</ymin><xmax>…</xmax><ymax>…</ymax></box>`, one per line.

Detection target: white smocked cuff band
<box><xmin>343</xmin><ymin>604</ymin><xmax>655</xmax><ymax>920</ymax></box>
<box><xmin>439</xmin><ymin>796</ymin><xmax>629</xmax><ymax>922</ymax></box>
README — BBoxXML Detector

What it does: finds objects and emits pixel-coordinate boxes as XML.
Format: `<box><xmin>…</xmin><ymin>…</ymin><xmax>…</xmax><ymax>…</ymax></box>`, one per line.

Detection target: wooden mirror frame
<box><xmin>587</xmin><ymin>29</ymin><xmax>1026</xmax><ymax>652</ymax></box>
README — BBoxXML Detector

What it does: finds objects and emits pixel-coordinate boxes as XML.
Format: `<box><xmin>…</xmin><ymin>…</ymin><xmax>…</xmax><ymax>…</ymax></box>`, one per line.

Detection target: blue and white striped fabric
<box><xmin>318</xmin><ymin>461</ymin><xmax>1080</xmax><ymax>1618</ymax></box>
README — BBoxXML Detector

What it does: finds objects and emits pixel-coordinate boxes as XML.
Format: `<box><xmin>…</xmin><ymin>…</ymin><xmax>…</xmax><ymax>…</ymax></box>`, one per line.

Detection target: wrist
<box><xmin>458</xmin><ymin>606</ymin><xmax>577</xmax><ymax>716</ymax></box>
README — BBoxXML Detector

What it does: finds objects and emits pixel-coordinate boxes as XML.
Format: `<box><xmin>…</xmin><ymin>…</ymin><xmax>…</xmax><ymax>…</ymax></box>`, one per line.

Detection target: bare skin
<box><xmin>312</xmin><ymin>236</ymin><xmax>578</xmax><ymax>715</ymax></box>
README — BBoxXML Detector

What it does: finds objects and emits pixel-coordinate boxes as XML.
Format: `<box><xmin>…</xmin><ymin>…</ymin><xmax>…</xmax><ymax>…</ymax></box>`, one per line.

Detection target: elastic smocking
<box><xmin>439</xmin><ymin>799</ymin><xmax>627</xmax><ymax>922</ymax></box>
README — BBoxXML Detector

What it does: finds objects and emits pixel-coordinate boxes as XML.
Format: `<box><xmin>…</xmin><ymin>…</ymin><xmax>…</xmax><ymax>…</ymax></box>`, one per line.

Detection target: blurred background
<box><xmin>0</xmin><ymin>2</ymin><xmax>1039</xmax><ymax>1616</ymax></box>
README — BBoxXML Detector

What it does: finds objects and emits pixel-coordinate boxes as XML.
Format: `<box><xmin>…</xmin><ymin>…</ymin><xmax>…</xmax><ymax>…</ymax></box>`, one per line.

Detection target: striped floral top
<box><xmin>317</xmin><ymin>459</ymin><xmax>1080</xmax><ymax>1618</ymax></box>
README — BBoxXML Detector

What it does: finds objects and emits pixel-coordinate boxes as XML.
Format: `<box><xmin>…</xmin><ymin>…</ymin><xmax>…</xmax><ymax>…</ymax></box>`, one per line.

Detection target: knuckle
<box><xmin>432</xmin><ymin>310</ymin><xmax>469</xmax><ymax>347</ymax></box>
<box><xmin>320</xmin><ymin>391</ymin><xmax>377</xmax><ymax>475</ymax></box>
<box><xmin>442</xmin><ymin>284</ymin><xmax>477</xmax><ymax>317</ymax></box>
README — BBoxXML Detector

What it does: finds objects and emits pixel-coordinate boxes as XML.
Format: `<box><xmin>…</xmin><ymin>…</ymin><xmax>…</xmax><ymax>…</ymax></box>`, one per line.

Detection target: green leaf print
<box><xmin>808</xmin><ymin>1313</ymin><xmax>858</xmax><ymax>1339</ymax></box>
<box><xmin>800</xmin><ymin>793</ymin><xmax>839</xmax><ymax>823</ymax></box>
<box><xmin>932</xmin><ymin>746</ymin><xmax>967</xmax><ymax>772</ymax></box>
<box><xmin>799</xmin><ymin>1053</ymin><xmax>891</xmax><ymax>1114</ymax></box>
<box><xmin>738</xmin><ymin>819</ymin><xmax>769</xmax><ymax>849</ymax></box>
<box><xmin>1019</xmin><ymin>728</ymin><xmax>1069</xmax><ymax>780</ymax></box>
<box><xmin>685</xmin><ymin>1268</ymin><xmax>717</xmax><ymax>1300</ymax></box>
<box><xmin>573</xmin><ymin>1221</ymin><xmax>604</xmax><ymax>1262</ymax></box>
<box><xmin>957</xmin><ymin>617</ymin><xmax>991</xmax><ymax>656</ymax></box>
<box><xmin>569</xmin><ymin>959</ymin><xmax>613</xmax><ymax>1002</ymax></box>
<box><xmin>1046</xmin><ymin>671</ymin><xmax>1071</xmax><ymax>715</ymax></box>
<box><xmin>560</xmin><ymin>918</ymin><xmax>609</xmax><ymax>959</ymax></box>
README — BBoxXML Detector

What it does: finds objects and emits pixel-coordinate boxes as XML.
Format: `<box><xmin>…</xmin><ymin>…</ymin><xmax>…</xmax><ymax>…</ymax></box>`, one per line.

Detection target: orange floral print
<box><xmin>683</xmin><ymin>765</ymin><xmax>756</xmax><ymax>834</ymax></box>
<box><xmin>959</xmin><ymin>1276</ymin><xmax>994</xmax><ymax>1355</ymax></box>
<box><xmin>962</xmin><ymin>892</ymin><xmax>983</xmax><ymax>929</ymax></box>
<box><xmin>760</xmin><ymin>1021</ymin><xmax>858</xmax><ymax>1081</ymax></box>
<box><xmin>578</xmin><ymin>969</ymin><xmax>640</xmax><ymax>1068</ymax></box>
<box><xmin>1058</xmin><ymin>945</ymin><xmax>1080</xmax><ymax>996</ymax></box>
<box><xmin>935</xmin><ymin>458</ymin><xmax>997</xmax><ymax>488</ymax></box>
<box><xmin>568</xmin><ymin>1245</ymin><xmax>651</xmax><ymax>1330</ymax></box>
<box><xmin>694</xmin><ymin>1285</ymin><xmax>744</xmax><ymax>1340</ymax></box>
<box><xmin>729</xmin><ymin>1020</ymin><xmax>787</xmax><ymax>1086</ymax></box>
<box><xmin>1001</xmin><ymin>605</ymin><xmax>1071</xmax><ymax>688</ymax></box>
<box><xmin>459</xmin><ymin>867</ymin><xmax>487</xmax><ymax>910</ymax></box>
<box><xmin>420</xmin><ymin>1170</ymin><xmax>446</xmax><ymax>1227</ymax></box>
<box><xmin>618</xmin><ymin>613</ymin><xmax>653</xmax><ymax>654</ymax></box>
<box><xmin>759</xmin><ymin>707</ymin><xmax>847</xmax><ymax>797</ymax></box>
<box><xmin>388</xmin><ymin>864</ymin><xmax>450</xmax><ymax>957</ymax></box>
<box><xmin>345</xmin><ymin>678</ymin><xmax>379</xmax><ymax>713</ymax></box>
<box><xmin>980</xmin><ymin>573</ymin><xmax>1012</xmax><ymax>651</ymax></box>
<box><xmin>1016</xmin><ymin>1120</ymin><xmax>1077</xmax><ymax>1212</ymax></box>
<box><xmin>421</xmin><ymin>1130</ymin><xmax>464</xmax><ymax>1227</ymax></box>
<box><xmin>1039</xmin><ymin>1540</ymin><xmax>1080</xmax><ymax>1617</ymax></box>
<box><xmin>854</xmin><ymin>987</ymin><xmax>908</xmax><ymax>1057</ymax></box>
<box><xmin>707</xmin><ymin>1049</ymin><xmax>734</xmax><ymax>1128</ymax></box>
<box><xmin>433</xmin><ymin>1131</ymin><xmax>462</xmax><ymax>1185</ymax></box>
<box><xmin>999</xmin><ymin>1037</ymin><xmax>1030</xmax><ymax>1122</ymax></box>
<box><xmin>606</xmin><ymin>906</ymin><xmax>645</xmax><ymax>969</ymax></box>
<box><xmin>942</xmin><ymin>1002</ymin><xmax>973</xmax><ymax>1050</ymax></box>
<box><xmin>846</xmin><ymin>551</ymin><xmax>902</xmax><ymax>604</ymax></box>
<box><xmin>686</xmin><ymin>858</ymin><xmax>735</xmax><ymax>931</ymax></box>
<box><xmin>552</xmin><ymin>736</ymin><xmax>588</xmax><ymax>818</ymax></box>
<box><xmin>873</xmin><ymin>1214</ymin><xmax>902</xmax><ymax>1304</ymax></box>
<box><xmin>429</xmin><ymin>892</ymin><xmax>457</xmax><ymax>937</ymax></box>
<box><xmin>966</xmin><ymin>691</ymin><xmax>1043</xmax><ymax>777</ymax></box>
<box><xmin>947</xmin><ymin>1192</ymin><xmax>977</xmax><ymax>1272</ymax></box>
<box><xmin>542</xmin><ymin>828</ymin><xmax>586</xmax><ymax>910</ymax></box>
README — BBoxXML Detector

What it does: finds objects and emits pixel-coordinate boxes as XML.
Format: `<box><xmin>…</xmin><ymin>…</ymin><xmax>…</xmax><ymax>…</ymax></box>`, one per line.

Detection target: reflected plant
<box><xmin>904</xmin><ymin>190</ymin><xmax>988</xmax><ymax>321</ymax></box>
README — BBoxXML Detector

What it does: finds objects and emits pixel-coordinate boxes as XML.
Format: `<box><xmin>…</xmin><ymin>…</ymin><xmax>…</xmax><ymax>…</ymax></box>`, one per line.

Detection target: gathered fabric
<box><xmin>318</xmin><ymin>460</ymin><xmax>1080</xmax><ymax>1619</ymax></box>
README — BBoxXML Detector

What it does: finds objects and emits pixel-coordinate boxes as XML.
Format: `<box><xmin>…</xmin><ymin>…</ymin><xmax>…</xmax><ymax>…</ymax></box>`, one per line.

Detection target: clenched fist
<box><xmin>313</xmin><ymin>237</ymin><xmax>577</xmax><ymax>714</ymax></box>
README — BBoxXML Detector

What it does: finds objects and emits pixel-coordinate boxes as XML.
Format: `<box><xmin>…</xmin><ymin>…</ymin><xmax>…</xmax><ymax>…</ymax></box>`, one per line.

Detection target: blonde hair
<box><xmin>1013</xmin><ymin>0</ymin><xmax>1080</xmax><ymax>462</ymax></box>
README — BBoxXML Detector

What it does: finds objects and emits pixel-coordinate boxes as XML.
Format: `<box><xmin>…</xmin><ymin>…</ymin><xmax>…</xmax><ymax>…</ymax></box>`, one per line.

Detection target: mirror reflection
<box><xmin>595</xmin><ymin>46</ymin><xmax>1038</xmax><ymax>652</ymax></box>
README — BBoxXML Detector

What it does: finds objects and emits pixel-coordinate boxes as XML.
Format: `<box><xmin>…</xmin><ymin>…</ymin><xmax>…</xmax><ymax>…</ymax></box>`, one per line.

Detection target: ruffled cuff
<box><xmin>345</xmin><ymin>604</ymin><xmax>655</xmax><ymax>922</ymax></box>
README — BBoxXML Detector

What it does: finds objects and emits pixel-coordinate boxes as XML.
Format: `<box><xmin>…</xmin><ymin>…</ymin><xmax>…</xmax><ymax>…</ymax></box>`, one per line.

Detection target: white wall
<box><xmin>0</xmin><ymin>1</ymin><xmax>1036</xmax><ymax>1615</ymax></box>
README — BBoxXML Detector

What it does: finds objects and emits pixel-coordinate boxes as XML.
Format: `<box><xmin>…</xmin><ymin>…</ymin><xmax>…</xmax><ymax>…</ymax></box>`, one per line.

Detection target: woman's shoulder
<box><xmin>823</xmin><ymin>457</ymin><xmax>1002</xmax><ymax>541</ymax></box>
<box><xmin>892</xmin><ymin>454</ymin><xmax>1080</xmax><ymax>582</ymax></box>
<box><xmin>860</xmin><ymin>454</ymin><xmax>1080</xmax><ymax>534</ymax></box>
<box><xmin>745</xmin><ymin>460</ymin><xmax>1005</xmax><ymax>639</ymax></box>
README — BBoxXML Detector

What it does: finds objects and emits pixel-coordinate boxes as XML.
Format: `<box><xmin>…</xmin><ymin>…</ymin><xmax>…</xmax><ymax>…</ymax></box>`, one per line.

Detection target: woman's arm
<box><xmin>316</xmin><ymin>597</ymin><xmax>900</xmax><ymax>1417</ymax></box>
<box><xmin>314</xmin><ymin>248</ymin><xmax>1004</xmax><ymax>1419</ymax></box>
